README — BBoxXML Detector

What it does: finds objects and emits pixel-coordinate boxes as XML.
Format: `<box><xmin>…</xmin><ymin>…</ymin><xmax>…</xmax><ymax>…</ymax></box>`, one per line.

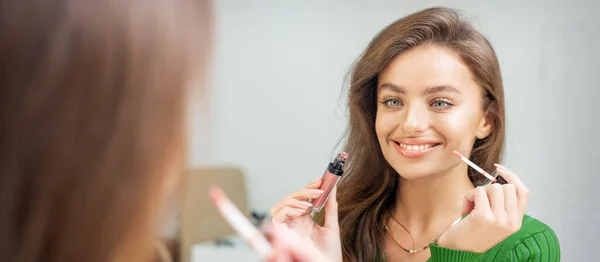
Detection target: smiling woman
<box><xmin>270</xmin><ymin>6</ymin><xmax>560</xmax><ymax>262</ymax></box>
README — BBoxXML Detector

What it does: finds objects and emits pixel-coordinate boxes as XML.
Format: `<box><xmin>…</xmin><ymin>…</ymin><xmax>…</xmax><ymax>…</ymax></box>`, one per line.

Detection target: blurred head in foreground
<box><xmin>0</xmin><ymin>1</ymin><xmax>212</xmax><ymax>261</ymax></box>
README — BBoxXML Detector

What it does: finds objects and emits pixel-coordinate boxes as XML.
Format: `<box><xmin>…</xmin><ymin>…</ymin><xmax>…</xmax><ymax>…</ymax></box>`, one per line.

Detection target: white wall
<box><xmin>190</xmin><ymin>1</ymin><xmax>600</xmax><ymax>260</ymax></box>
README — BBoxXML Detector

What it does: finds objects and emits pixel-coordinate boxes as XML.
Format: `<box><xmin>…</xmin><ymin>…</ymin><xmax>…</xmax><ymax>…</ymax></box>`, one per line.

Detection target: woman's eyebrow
<box><xmin>378</xmin><ymin>83</ymin><xmax>461</xmax><ymax>95</ymax></box>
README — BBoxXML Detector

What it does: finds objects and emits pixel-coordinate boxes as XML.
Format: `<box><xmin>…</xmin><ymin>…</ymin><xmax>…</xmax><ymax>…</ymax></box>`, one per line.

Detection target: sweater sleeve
<box><xmin>495</xmin><ymin>228</ymin><xmax>561</xmax><ymax>262</ymax></box>
<box><xmin>427</xmin><ymin>228</ymin><xmax>561</xmax><ymax>262</ymax></box>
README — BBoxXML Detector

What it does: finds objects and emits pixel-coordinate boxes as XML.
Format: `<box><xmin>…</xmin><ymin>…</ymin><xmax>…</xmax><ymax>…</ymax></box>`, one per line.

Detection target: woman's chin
<box><xmin>397</xmin><ymin>172</ymin><xmax>435</xmax><ymax>181</ymax></box>
<box><xmin>393</xmin><ymin>165</ymin><xmax>446</xmax><ymax>181</ymax></box>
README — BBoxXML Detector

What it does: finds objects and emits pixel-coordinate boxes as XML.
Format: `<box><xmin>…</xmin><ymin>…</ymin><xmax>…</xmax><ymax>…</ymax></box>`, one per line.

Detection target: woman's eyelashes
<box><xmin>378</xmin><ymin>96</ymin><xmax>455</xmax><ymax>112</ymax></box>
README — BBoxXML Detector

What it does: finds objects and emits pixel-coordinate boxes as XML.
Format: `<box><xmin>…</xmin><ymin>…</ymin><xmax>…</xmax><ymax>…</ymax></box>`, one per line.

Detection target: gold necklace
<box><xmin>384</xmin><ymin>216</ymin><xmax>462</xmax><ymax>254</ymax></box>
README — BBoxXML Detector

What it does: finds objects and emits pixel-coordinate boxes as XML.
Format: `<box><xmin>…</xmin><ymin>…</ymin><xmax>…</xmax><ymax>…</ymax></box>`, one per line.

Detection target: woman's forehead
<box><xmin>378</xmin><ymin>45</ymin><xmax>479</xmax><ymax>95</ymax></box>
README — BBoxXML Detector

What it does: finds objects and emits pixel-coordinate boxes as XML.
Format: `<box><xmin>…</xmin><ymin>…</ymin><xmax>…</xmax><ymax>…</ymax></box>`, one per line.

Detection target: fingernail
<box><xmin>309</xmin><ymin>189</ymin><xmax>324</xmax><ymax>195</ymax></box>
<box><xmin>298</xmin><ymin>201</ymin><xmax>313</xmax><ymax>207</ymax></box>
<box><xmin>494</xmin><ymin>163</ymin><xmax>507</xmax><ymax>172</ymax></box>
<box><xmin>293</xmin><ymin>208</ymin><xmax>306</xmax><ymax>214</ymax></box>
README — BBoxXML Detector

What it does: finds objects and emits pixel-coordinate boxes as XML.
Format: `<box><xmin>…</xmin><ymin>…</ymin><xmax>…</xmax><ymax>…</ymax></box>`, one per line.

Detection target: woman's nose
<box><xmin>401</xmin><ymin>104</ymin><xmax>429</xmax><ymax>134</ymax></box>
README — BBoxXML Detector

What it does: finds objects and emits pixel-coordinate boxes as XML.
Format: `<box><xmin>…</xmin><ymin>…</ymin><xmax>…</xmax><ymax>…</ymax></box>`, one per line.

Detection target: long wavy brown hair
<box><xmin>335</xmin><ymin>7</ymin><xmax>506</xmax><ymax>261</ymax></box>
<box><xmin>0</xmin><ymin>1</ymin><xmax>211</xmax><ymax>261</ymax></box>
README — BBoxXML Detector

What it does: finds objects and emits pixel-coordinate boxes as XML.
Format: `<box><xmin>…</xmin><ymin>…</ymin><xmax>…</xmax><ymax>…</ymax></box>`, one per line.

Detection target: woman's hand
<box><xmin>269</xmin><ymin>177</ymin><xmax>342</xmax><ymax>262</ymax></box>
<box><xmin>436</xmin><ymin>164</ymin><xmax>530</xmax><ymax>253</ymax></box>
<box><xmin>270</xmin><ymin>177</ymin><xmax>324</xmax><ymax>225</ymax></box>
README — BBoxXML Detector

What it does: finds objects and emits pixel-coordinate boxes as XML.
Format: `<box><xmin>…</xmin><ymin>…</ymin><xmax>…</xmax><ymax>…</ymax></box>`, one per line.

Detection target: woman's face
<box><xmin>375</xmin><ymin>44</ymin><xmax>492</xmax><ymax>180</ymax></box>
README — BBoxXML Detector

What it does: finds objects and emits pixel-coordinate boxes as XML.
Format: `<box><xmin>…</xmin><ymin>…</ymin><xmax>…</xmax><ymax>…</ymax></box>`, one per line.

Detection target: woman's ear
<box><xmin>475</xmin><ymin>112</ymin><xmax>493</xmax><ymax>139</ymax></box>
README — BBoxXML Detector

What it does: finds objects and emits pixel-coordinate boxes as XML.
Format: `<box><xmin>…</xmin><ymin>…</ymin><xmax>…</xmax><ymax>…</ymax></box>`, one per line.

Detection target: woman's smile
<box><xmin>391</xmin><ymin>137</ymin><xmax>442</xmax><ymax>159</ymax></box>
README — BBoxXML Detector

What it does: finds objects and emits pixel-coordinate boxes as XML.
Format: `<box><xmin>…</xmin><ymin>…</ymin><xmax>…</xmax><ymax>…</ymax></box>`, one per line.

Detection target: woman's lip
<box><xmin>391</xmin><ymin>137</ymin><xmax>442</xmax><ymax>145</ymax></box>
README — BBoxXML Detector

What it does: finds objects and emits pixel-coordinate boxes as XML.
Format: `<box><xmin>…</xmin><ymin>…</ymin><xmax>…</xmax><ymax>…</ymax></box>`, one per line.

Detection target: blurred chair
<box><xmin>178</xmin><ymin>167</ymin><xmax>249</xmax><ymax>262</ymax></box>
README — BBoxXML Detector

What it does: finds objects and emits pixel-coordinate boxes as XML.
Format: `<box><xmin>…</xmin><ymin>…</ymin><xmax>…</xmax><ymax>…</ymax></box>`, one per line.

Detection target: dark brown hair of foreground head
<box><xmin>325</xmin><ymin>6</ymin><xmax>506</xmax><ymax>261</ymax></box>
<box><xmin>0</xmin><ymin>1</ymin><xmax>212</xmax><ymax>261</ymax></box>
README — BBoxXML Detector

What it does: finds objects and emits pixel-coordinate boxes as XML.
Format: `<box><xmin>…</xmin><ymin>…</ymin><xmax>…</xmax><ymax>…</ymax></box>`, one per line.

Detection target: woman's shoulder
<box><xmin>491</xmin><ymin>214</ymin><xmax>561</xmax><ymax>261</ymax></box>
<box><xmin>511</xmin><ymin>214</ymin><xmax>557</xmax><ymax>238</ymax></box>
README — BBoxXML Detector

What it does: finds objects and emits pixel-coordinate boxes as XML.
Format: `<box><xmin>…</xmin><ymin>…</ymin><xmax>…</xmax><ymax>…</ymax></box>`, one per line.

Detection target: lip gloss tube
<box><xmin>308</xmin><ymin>151</ymin><xmax>348</xmax><ymax>217</ymax></box>
<box><xmin>494</xmin><ymin>174</ymin><xmax>508</xmax><ymax>185</ymax></box>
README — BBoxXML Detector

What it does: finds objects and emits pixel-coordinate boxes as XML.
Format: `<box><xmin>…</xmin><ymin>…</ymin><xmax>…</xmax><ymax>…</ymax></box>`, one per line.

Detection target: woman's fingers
<box><xmin>270</xmin><ymin>199</ymin><xmax>313</xmax><ymax>218</ymax></box>
<box><xmin>272</xmin><ymin>206</ymin><xmax>309</xmax><ymax>224</ymax></box>
<box><xmin>465</xmin><ymin>187</ymin><xmax>492</xmax><ymax>219</ymax></box>
<box><xmin>461</xmin><ymin>193</ymin><xmax>475</xmax><ymax>217</ymax></box>
<box><xmin>486</xmin><ymin>184</ymin><xmax>505</xmax><ymax>216</ymax></box>
<box><xmin>285</xmin><ymin>188</ymin><xmax>324</xmax><ymax>202</ymax></box>
<box><xmin>502</xmin><ymin>183</ymin><xmax>519</xmax><ymax>228</ymax></box>
<box><xmin>473</xmin><ymin>172</ymin><xmax>523</xmax><ymax>233</ymax></box>
<box><xmin>270</xmin><ymin>186</ymin><xmax>323</xmax><ymax>219</ymax></box>
<box><xmin>494</xmin><ymin>164</ymin><xmax>530</xmax><ymax>215</ymax></box>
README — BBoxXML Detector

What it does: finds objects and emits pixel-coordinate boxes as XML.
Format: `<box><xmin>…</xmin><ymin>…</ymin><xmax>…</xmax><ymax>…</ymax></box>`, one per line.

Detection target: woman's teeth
<box><xmin>399</xmin><ymin>143</ymin><xmax>436</xmax><ymax>151</ymax></box>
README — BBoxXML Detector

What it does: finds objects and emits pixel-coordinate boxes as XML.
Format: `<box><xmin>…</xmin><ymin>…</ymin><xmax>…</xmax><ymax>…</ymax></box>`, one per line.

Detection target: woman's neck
<box><xmin>393</xmin><ymin>165</ymin><xmax>474</xmax><ymax>234</ymax></box>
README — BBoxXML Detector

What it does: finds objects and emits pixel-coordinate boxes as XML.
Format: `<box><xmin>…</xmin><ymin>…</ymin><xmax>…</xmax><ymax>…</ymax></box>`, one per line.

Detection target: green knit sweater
<box><xmin>378</xmin><ymin>214</ymin><xmax>561</xmax><ymax>261</ymax></box>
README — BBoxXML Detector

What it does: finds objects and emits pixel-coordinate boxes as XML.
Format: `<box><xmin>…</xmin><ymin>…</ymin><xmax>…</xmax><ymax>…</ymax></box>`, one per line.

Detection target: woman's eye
<box><xmin>386</xmin><ymin>99</ymin><xmax>401</xmax><ymax>107</ymax></box>
<box><xmin>431</xmin><ymin>99</ymin><xmax>453</xmax><ymax>110</ymax></box>
<box><xmin>380</xmin><ymin>98</ymin><xmax>403</xmax><ymax>108</ymax></box>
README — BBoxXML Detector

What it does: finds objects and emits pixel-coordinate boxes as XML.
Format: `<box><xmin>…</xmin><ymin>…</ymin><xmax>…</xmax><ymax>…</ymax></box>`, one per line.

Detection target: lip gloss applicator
<box><xmin>453</xmin><ymin>150</ymin><xmax>507</xmax><ymax>184</ymax></box>
<box><xmin>308</xmin><ymin>151</ymin><xmax>348</xmax><ymax>217</ymax></box>
<box><xmin>208</xmin><ymin>186</ymin><xmax>273</xmax><ymax>259</ymax></box>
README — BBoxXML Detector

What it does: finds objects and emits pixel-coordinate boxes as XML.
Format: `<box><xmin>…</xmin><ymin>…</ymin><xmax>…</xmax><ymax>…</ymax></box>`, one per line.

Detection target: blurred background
<box><xmin>174</xmin><ymin>0</ymin><xmax>599</xmax><ymax>261</ymax></box>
